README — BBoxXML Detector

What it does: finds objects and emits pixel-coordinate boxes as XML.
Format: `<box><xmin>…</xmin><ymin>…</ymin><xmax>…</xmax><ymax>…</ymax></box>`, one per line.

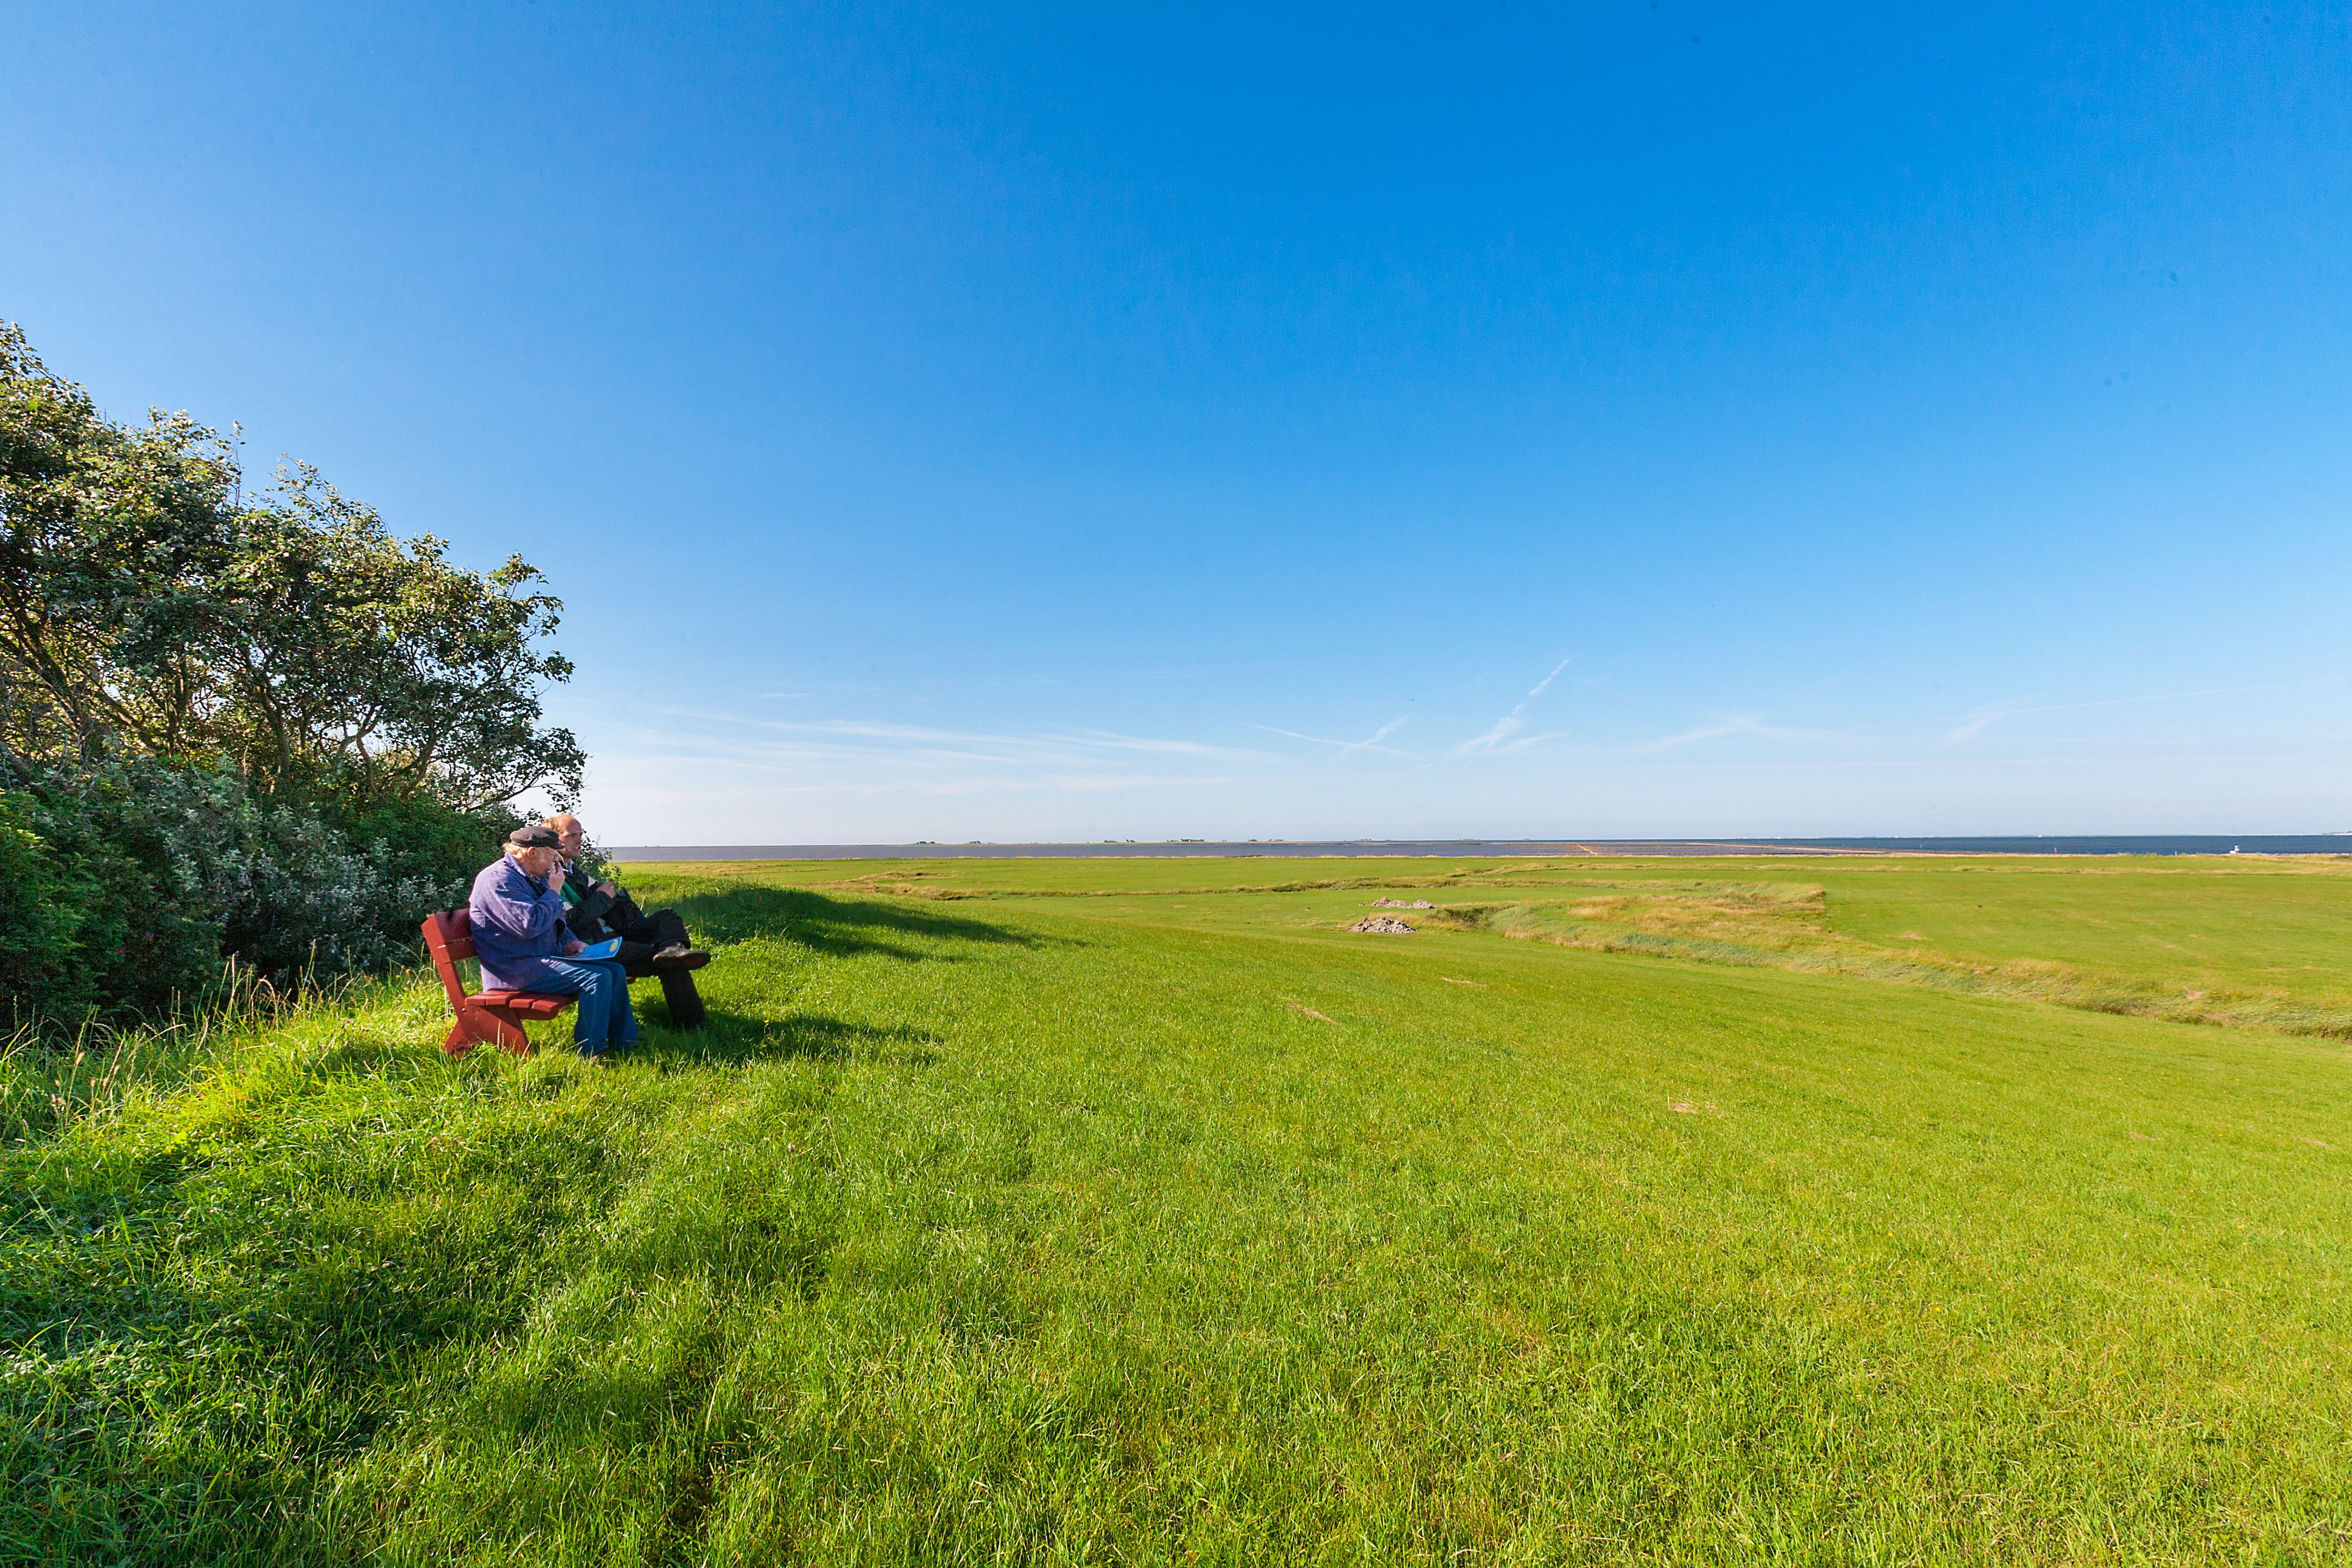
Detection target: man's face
<box><xmin>554</xmin><ymin>819</ymin><xmax>584</xmax><ymax>858</ymax></box>
<box><xmin>514</xmin><ymin>845</ymin><xmax>561</xmax><ymax>879</ymax></box>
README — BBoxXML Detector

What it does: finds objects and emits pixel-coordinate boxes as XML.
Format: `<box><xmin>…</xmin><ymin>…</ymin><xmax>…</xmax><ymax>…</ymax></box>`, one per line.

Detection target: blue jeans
<box><xmin>536</xmin><ymin>958</ymin><xmax>638</xmax><ymax>1055</ymax></box>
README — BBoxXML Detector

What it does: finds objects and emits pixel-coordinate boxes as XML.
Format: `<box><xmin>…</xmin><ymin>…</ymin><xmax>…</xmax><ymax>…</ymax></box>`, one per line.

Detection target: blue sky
<box><xmin>6</xmin><ymin>2</ymin><xmax>2348</xmax><ymax>841</ymax></box>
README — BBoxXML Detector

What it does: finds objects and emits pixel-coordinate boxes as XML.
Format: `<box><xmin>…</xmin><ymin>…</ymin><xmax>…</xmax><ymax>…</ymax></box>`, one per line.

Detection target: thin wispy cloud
<box><xmin>1249</xmin><ymin>716</ymin><xmax>1413</xmax><ymax>759</ymax></box>
<box><xmin>1453</xmin><ymin>658</ymin><xmax>1576</xmax><ymax>757</ymax></box>
<box><xmin>1072</xmin><ymin>729</ymin><xmax>1265</xmax><ymax>759</ymax></box>
<box><xmin>1940</xmin><ymin>707</ymin><xmax>2007</xmax><ymax>745</ymax></box>
<box><xmin>610</xmin><ymin>754</ymin><xmax>1250</xmax><ymax>797</ymax></box>
<box><xmin>1637</xmin><ymin>714</ymin><xmax>1843</xmax><ymax>753</ymax></box>
<box><xmin>1452</xmin><ymin>713</ymin><xmax>1524</xmax><ymax>754</ymax></box>
<box><xmin>651</xmin><ymin>709</ymin><xmax>1266</xmax><ymax>760</ymax></box>
<box><xmin>611</xmin><ymin>705</ymin><xmax>1274</xmax><ymax>804</ymax></box>
<box><xmin>1524</xmin><ymin>657</ymin><xmax>1573</xmax><ymax>701</ymax></box>
<box><xmin>1935</xmin><ymin>678</ymin><xmax>2334</xmax><ymax>746</ymax></box>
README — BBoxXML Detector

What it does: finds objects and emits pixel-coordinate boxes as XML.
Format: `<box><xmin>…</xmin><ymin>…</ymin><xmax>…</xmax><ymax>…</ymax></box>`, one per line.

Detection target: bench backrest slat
<box><xmin>421</xmin><ymin>908</ymin><xmax>478</xmax><ymax>1012</ymax></box>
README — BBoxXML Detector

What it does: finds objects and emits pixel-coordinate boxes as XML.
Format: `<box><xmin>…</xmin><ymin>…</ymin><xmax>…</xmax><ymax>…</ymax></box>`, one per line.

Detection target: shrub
<box><xmin>0</xmin><ymin>765</ymin><xmax>224</xmax><ymax>1022</ymax></box>
<box><xmin>0</xmin><ymin>749</ymin><xmax>510</xmax><ymax>1028</ymax></box>
<box><xmin>0</xmin><ymin>790</ymin><xmax>106</xmax><ymax>1017</ymax></box>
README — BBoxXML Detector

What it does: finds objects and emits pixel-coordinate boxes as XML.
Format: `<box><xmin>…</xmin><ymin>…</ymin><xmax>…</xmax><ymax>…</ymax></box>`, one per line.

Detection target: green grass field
<box><xmin>3</xmin><ymin>854</ymin><xmax>2347</xmax><ymax>1563</ymax></box>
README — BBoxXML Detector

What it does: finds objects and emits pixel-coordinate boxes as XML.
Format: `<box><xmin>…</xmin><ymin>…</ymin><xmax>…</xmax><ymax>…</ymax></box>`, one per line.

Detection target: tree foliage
<box><xmin>0</xmin><ymin>321</ymin><xmax>581</xmax><ymax>810</ymax></box>
<box><xmin>0</xmin><ymin>322</ymin><xmax>573</xmax><ymax>1022</ymax></box>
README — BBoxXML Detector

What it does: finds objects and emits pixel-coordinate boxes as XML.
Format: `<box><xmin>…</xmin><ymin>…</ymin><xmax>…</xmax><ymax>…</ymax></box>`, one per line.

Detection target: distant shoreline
<box><xmin>607</xmin><ymin>836</ymin><xmax>2352</xmax><ymax>862</ymax></box>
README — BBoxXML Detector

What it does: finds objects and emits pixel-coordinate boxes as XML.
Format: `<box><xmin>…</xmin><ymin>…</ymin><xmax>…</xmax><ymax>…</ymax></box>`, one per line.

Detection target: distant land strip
<box><xmin>608</xmin><ymin>836</ymin><xmax>2352</xmax><ymax>862</ymax></box>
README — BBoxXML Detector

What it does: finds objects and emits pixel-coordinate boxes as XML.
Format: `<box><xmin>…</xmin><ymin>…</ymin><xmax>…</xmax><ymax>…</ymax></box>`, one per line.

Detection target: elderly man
<box><xmin>468</xmin><ymin>823</ymin><xmax>636</xmax><ymax>1060</ymax></box>
<box><xmin>542</xmin><ymin>813</ymin><xmax>710</xmax><ymax>1030</ymax></box>
<box><xmin>542</xmin><ymin>814</ymin><xmax>707</xmax><ymax>972</ymax></box>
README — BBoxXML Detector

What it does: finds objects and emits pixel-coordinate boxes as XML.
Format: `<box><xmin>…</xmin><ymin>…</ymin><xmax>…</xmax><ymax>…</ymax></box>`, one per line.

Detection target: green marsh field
<box><xmin>5</xmin><ymin>853</ymin><xmax>2349</xmax><ymax>1563</ymax></box>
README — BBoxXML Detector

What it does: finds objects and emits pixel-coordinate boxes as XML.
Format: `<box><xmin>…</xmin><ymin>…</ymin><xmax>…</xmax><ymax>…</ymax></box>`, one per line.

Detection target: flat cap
<box><xmin>506</xmin><ymin>824</ymin><xmax>562</xmax><ymax>849</ymax></box>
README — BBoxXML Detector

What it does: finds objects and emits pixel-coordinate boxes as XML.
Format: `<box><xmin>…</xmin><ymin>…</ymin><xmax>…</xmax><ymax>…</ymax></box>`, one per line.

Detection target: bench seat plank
<box><xmin>474</xmin><ymin>991</ymin><xmax>576</xmax><ymax>1015</ymax></box>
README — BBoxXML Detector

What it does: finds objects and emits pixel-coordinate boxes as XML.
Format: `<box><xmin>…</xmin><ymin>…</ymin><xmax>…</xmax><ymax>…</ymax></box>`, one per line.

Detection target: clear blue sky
<box><xmin>6</xmin><ymin>2</ymin><xmax>2348</xmax><ymax>842</ymax></box>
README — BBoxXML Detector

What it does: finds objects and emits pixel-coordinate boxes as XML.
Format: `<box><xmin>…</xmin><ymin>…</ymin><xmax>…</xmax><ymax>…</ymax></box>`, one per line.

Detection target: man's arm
<box><xmin>573</xmin><ymin>880</ymin><xmax>618</xmax><ymax>926</ymax></box>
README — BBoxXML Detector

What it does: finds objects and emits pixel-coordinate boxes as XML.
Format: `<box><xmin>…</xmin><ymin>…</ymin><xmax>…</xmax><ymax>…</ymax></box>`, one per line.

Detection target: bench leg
<box><xmin>481</xmin><ymin>1007</ymin><xmax>534</xmax><ymax>1055</ymax></box>
<box><xmin>444</xmin><ymin>1006</ymin><xmax>533</xmax><ymax>1057</ymax></box>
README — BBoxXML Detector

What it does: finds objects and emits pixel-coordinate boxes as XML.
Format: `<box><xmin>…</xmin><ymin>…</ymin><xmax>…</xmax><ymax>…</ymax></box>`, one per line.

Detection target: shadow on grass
<box><xmin>638</xmin><ymin>1010</ymin><xmax>941</xmax><ymax>1069</ymax></box>
<box><xmin>660</xmin><ymin>885</ymin><xmax>1049</xmax><ymax>962</ymax></box>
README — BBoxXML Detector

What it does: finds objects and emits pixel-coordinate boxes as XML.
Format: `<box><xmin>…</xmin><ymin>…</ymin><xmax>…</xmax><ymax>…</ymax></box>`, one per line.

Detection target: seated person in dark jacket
<box><xmin>543</xmin><ymin>814</ymin><xmax>710</xmax><ymax>1028</ymax></box>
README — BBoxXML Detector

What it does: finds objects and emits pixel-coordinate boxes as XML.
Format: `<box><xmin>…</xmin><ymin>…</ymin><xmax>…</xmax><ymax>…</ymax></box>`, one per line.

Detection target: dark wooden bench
<box><xmin>422</xmin><ymin>907</ymin><xmax>576</xmax><ymax>1056</ymax></box>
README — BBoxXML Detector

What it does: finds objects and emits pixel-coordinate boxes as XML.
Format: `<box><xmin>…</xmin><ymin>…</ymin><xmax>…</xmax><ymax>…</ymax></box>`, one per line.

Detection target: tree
<box><xmin>199</xmin><ymin>463</ymin><xmax>584</xmax><ymax>810</ymax></box>
<box><xmin>0</xmin><ymin>323</ymin><xmax>241</xmax><ymax>759</ymax></box>
<box><xmin>0</xmin><ymin>322</ymin><xmax>582</xmax><ymax>812</ymax></box>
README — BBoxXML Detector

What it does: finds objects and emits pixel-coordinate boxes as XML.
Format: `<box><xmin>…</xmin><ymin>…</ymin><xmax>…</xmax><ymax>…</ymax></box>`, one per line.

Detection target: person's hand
<box><xmin>563</xmin><ymin>937</ymin><xmax>584</xmax><ymax>956</ymax></box>
<box><xmin>596</xmin><ymin>879</ymin><xmax>620</xmax><ymax>900</ymax></box>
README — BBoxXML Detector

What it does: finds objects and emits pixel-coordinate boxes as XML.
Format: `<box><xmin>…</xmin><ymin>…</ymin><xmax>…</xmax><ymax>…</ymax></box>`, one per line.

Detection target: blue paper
<box><xmin>574</xmin><ymin>937</ymin><xmax>622</xmax><ymax>961</ymax></box>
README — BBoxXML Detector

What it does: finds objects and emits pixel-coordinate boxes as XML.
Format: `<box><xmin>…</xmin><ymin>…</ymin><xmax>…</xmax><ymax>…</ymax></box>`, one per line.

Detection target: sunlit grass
<box><xmin>681</xmin><ymin>852</ymin><xmax>2352</xmax><ymax>1039</ymax></box>
<box><xmin>2</xmin><ymin>862</ymin><xmax>2347</xmax><ymax>1562</ymax></box>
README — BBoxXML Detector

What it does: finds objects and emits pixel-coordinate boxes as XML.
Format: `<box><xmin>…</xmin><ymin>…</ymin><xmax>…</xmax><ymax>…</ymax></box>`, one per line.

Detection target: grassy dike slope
<box><xmin>2</xmin><ymin>866</ymin><xmax>2347</xmax><ymax>1563</ymax></box>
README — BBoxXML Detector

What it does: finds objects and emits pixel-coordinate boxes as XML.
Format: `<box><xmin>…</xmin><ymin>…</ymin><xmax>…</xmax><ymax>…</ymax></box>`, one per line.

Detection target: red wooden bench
<box><xmin>422</xmin><ymin>907</ymin><xmax>576</xmax><ymax>1056</ymax></box>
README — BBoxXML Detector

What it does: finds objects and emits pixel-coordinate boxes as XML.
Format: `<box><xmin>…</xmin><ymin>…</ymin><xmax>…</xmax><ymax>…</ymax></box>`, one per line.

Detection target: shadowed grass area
<box><xmin>659</xmin><ymin>881</ymin><xmax>1050</xmax><ymax>957</ymax></box>
<box><xmin>1</xmin><ymin>863</ymin><xmax>2347</xmax><ymax>1562</ymax></box>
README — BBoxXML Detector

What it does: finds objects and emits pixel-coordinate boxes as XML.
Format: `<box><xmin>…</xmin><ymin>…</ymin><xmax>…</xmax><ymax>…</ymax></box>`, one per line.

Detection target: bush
<box><xmin>313</xmin><ymin>787</ymin><xmax>521</xmax><ymax>893</ymax></box>
<box><xmin>0</xmin><ymin>768</ymin><xmax>221</xmax><ymax>1023</ymax></box>
<box><xmin>0</xmin><ymin>748</ymin><xmax>512</xmax><ymax>1028</ymax></box>
<box><xmin>0</xmin><ymin>790</ymin><xmax>108</xmax><ymax>1017</ymax></box>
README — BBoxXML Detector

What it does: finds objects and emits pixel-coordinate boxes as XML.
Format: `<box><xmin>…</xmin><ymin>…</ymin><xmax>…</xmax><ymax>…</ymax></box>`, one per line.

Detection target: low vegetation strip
<box><xmin>746</xmin><ymin>853</ymin><xmax>2352</xmax><ymax>1042</ymax></box>
<box><xmin>1</xmin><ymin>865</ymin><xmax>2347</xmax><ymax>1562</ymax></box>
<box><xmin>1452</xmin><ymin>883</ymin><xmax>2352</xmax><ymax>1040</ymax></box>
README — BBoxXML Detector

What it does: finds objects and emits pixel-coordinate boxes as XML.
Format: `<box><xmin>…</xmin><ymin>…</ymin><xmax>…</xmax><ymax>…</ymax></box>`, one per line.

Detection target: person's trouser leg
<box><xmin>614</xmin><ymin>943</ymin><xmax>708</xmax><ymax>1031</ymax></box>
<box><xmin>588</xmin><ymin>958</ymin><xmax>637</xmax><ymax>1051</ymax></box>
<box><xmin>657</xmin><ymin>968</ymin><xmax>708</xmax><ymax>1029</ymax></box>
<box><xmin>614</xmin><ymin>907</ymin><xmax>690</xmax><ymax>951</ymax></box>
<box><xmin>537</xmin><ymin>959</ymin><xmax>637</xmax><ymax>1056</ymax></box>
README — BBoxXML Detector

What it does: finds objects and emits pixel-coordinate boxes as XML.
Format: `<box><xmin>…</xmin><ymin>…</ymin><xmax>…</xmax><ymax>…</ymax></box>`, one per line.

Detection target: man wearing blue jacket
<box><xmin>467</xmin><ymin>823</ymin><xmax>637</xmax><ymax>1060</ymax></box>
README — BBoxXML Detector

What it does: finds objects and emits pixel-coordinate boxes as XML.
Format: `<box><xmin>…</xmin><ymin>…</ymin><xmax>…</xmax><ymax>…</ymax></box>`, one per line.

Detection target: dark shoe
<box><xmin>652</xmin><ymin>944</ymin><xmax>710</xmax><ymax>972</ymax></box>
